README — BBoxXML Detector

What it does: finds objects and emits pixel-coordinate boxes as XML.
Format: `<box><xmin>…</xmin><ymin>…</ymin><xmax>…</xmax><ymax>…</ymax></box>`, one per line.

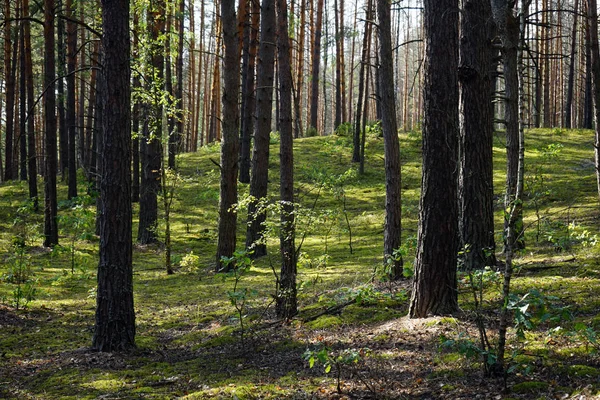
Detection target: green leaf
<box><xmin>324</xmin><ymin>364</ymin><xmax>331</xmax><ymax>373</ymax></box>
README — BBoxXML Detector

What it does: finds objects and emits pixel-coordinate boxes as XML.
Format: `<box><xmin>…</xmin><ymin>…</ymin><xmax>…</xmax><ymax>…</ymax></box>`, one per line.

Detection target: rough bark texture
<box><xmin>246</xmin><ymin>0</ymin><xmax>276</xmax><ymax>258</ymax></box>
<box><xmin>409</xmin><ymin>0</ymin><xmax>459</xmax><ymax>318</ymax></box>
<box><xmin>276</xmin><ymin>0</ymin><xmax>297</xmax><ymax>319</ymax></box>
<box><xmin>93</xmin><ymin>0</ymin><xmax>135</xmax><ymax>352</ymax></box>
<box><xmin>43</xmin><ymin>0</ymin><xmax>59</xmax><ymax>248</ymax></box>
<box><xmin>216</xmin><ymin>0</ymin><xmax>240</xmax><ymax>270</ymax></box>
<box><xmin>66</xmin><ymin>0</ymin><xmax>78</xmax><ymax>199</ymax></box>
<box><xmin>24</xmin><ymin>0</ymin><xmax>38</xmax><ymax>210</ymax></box>
<box><xmin>458</xmin><ymin>0</ymin><xmax>497</xmax><ymax>270</ymax></box>
<box><xmin>4</xmin><ymin>0</ymin><xmax>15</xmax><ymax>181</ymax></box>
<box><xmin>309</xmin><ymin>0</ymin><xmax>323</xmax><ymax>132</ymax></box>
<box><xmin>138</xmin><ymin>0</ymin><xmax>165</xmax><ymax>245</ymax></box>
<box><xmin>131</xmin><ymin>10</ymin><xmax>141</xmax><ymax>202</ymax></box>
<box><xmin>353</xmin><ymin>0</ymin><xmax>372</xmax><ymax>164</ymax></box>
<box><xmin>564</xmin><ymin>0</ymin><xmax>579</xmax><ymax>129</ymax></box>
<box><xmin>377</xmin><ymin>0</ymin><xmax>402</xmax><ymax>280</ymax></box>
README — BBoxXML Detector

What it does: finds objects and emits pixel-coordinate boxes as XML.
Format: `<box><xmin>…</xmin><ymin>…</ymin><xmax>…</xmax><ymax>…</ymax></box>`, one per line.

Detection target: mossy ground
<box><xmin>1</xmin><ymin>128</ymin><xmax>600</xmax><ymax>398</ymax></box>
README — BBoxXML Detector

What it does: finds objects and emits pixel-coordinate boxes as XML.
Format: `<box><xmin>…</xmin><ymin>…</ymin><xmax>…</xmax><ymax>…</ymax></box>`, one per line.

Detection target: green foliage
<box><xmin>178</xmin><ymin>251</ymin><xmax>200</xmax><ymax>273</ymax></box>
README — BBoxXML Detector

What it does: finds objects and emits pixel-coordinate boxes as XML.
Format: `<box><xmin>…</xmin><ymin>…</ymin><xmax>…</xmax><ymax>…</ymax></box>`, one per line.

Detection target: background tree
<box><xmin>93</xmin><ymin>0</ymin><xmax>135</xmax><ymax>352</ymax></box>
<box><xmin>409</xmin><ymin>0</ymin><xmax>459</xmax><ymax>317</ymax></box>
<box><xmin>216</xmin><ymin>0</ymin><xmax>240</xmax><ymax>270</ymax></box>
<box><xmin>378</xmin><ymin>0</ymin><xmax>402</xmax><ymax>280</ymax></box>
<box><xmin>66</xmin><ymin>0</ymin><xmax>77</xmax><ymax>199</ymax></box>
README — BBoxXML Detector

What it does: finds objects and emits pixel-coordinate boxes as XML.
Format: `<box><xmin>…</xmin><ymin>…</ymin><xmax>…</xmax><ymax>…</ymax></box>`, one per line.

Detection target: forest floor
<box><xmin>2</xmin><ymin>128</ymin><xmax>600</xmax><ymax>399</ymax></box>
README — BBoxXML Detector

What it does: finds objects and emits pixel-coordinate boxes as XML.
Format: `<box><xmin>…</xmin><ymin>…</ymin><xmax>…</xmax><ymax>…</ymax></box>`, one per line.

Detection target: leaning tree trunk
<box><xmin>246</xmin><ymin>0</ymin><xmax>276</xmax><ymax>258</ymax></box>
<box><xmin>458</xmin><ymin>0</ymin><xmax>497</xmax><ymax>271</ymax></box>
<box><xmin>43</xmin><ymin>0</ymin><xmax>59</xmax><ymax>248</ymax></box>
<box><xmin>276</xmin><ymin>0</ymin><xmax>297</xmax><ymax>319</ymax></box>
<box><xmin>216</xmin><ymin>0</ymin><xmax>241</xmax><ymax>271</ymax></box>
<box><xmin>93</xmin><ymin>0</ymin><xmax>136</xmax><ymax>352</ymax></box>
<box><xmin>409</xmin><ymin>0</ymin><xmax>460</xmax><ymax>317</ymax></box>
<box><xmin>377</xmin><ymin>0</ymin><xmax>402</xmax><ymax>280</ymax></box>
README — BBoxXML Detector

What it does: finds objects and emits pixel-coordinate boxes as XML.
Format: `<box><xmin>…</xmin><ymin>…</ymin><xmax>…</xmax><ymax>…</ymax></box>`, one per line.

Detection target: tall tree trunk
<box><xmin>276</xmin><ymin>0</ymin><xmax>297</xmax><ymax>319</ymax></box>
<box><xmin>85</xmin><ymin>39</ymin><xmax>100</xmax><ymax>183</ymax></box>
<box><xmin>4</xmin><ymin>0</ymin><xmax>16</xmax><ymax>181</ymax></box>
<box><xmin>174</xmin><ymin>0</ymin><xmax>185</xmax><ymax>160</ymax></box>
<box><xmin>334</xmin><ymin>0</ymin><xmax>341</xmax><ymax>130</ymax></box>
<box><xmin>409</xmin><ymin>0</ymin><xmax>459</xmax><ymax>317</ymax></box>
<box><xmin>239</xmin><ymin>0</ymin><xmax>259</xmax><ymax>183</ymax></box>
<box><xmin>216</xmin><ymin>0</ymin><xmax>241</xmax><ymax>270</ymax></box>
<box><xmin>43</xmin><ymin>0</ymin><xmax>59</xmax><ymax>247</ymax></box>
<box><xmin>565</xmin><ymin>0</ymin><xmax>579</xmax><ymax>129</ymax></box>
<box><xmin>309</xmin><ymin>0</ymin><xmax>323</xmax><ymax>132</ymax></box>
<box><xmin>585</xmin><ymin>9</ymin><xmax>593</xmax><ymax>129</ymax></box>
<box><xmin>57</xmin><ymin>0</ymin><xmax>68</xmax><ymax>179</ymax></box>
<box><xmin>78</xmin><ymin>4</ymin><xmax>86</xmax><ymax>170</ymax></box>
<box><xmin>492</xmin><ymin>0</ymin><xmax>524</xmax><ymax>251</ymax></box>
<box><xmin>458</xmin><ymin>0</ymin><xmax>497</xmax><ymax>270</ymax></box>
<box><xmin>353</xmin><ymin>0</ymin><xmax>372</xmax><ymax>163</ymax></box>
<box><xmin>246</xmin><ymin>0</ymin><xmax>276</xmax><ymax>258</ymax></box>
<box><xmin>132</xmin><ymin>10</ymin><xmax>141</xmax><ymax>202</ymax></box>
<box><xmin>377</xmin><ymin>0</ymin><xmax>402</xmax><ymax>280</ymax></box>
<box><xmin>23</xmin><ymin>0</ymin><xmax>37</xmax><ymax>210</ymax></box>
<box><xmin>19</xmin><ymin>21</ymin><xmax>27</xmax><ymax>182</ymax></box>
<box><xmin>138</xmin><ymin>0</ymin><xmax>166</xmax><ymax>244</ymax></box>
<box><xmin>588</xmin><ymin>0</ymin><xmax>600</xmax><ymax>202</ymax></box>
<box><xmin>93</xmin><ymin>0</ymin><xmax>135</xmax><ymax>352</ymax></box>
<box><xmin>66</xmin><ymin>0</ymin><xmax>78</xmax><ymax>199</ymax></box>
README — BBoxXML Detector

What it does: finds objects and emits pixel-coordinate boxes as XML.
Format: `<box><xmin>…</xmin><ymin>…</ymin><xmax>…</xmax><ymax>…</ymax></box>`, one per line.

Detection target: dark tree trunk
<box><xmin>565</xmin><ymin>0</ymin><xmax>579</xmax><ymax>129</ymax></box>
<box><xmin>24</xmin><ymin>0</ymin><xmax>38</xmax><ymax>210</ymax></box>
<box><xmin>458</xmin><ymin>0</ymin><xmax>497</xmax><ymax>270</ymax></box>
<box><xmin>138</xmin><ymin>0</ymin><xmax>165</xmax><ymax>245</ymax></box>
<box><xmin>85</xmin><ymin>39</ymin><xmax>99</xmax><ymax>184</ymax></box>
<box><xmin>333</xmin><ymin>0</ymin><xmax>341</xmax><ymax>130</ymax></box>
<box><xmin>409</xmin><ymin>0</ymin><xmax>459</xmax><ymax>317</ymax></box>
<box><xmin>353</xmin><ymin>0</ymin><xmax>372</xmax><ymax>164</ymax></box>
<box><xmin>239</xmin><ymin>0</ymin><xmax>259</xmax><ymax>184</ymax></box>
<box><xmin>131</xmin><ymin>10</ymin><xmax>141</xmax><ymax>203</ymax></box>
<box><xmin>93</xmin><ymin>0</ymin><xmax>135</xmax><ymax>352</ymax></box>
<box><xmin>246</xmin><ymin>0</ymin><xmax>276</xmax><ymax>258</ymax></box>
<box><xmin>216</xmin><ymin>0</ymin><xmax>241</xmax><ymax>270</ymax></box>
<box><xmin>377</xmin><ymin>0</ymin><xmax>402</xmax><ymax>280</ymax></box>
<box><xmin>173</xmin><ymin>0</ymin><xmax>185</xmax><ymax>163</ymax></box>
<box><xmin>43</xmin><ymin>0</ymin><xmax>59</xmax><ymax>247</ymax></box>
<box><xmin>309</xmin><ymin>0</ymin><xmax>323</xmax><ymax>132</ymax></box>
<box><xmin>4</xmin><ymin>0</ymin><xmax>16</xmax><ymax>181</ymax></box>
<box><xmin>66</xmin><ymin>0</ymin><xmax>78</xmax><ymax>199</ymax></box>
<box><xmin>57</xmin><ymin>0</ymin><xmax>68</xmax><ymax>180</ymax></box>
<box><xmin>19</xmin><ymin>24</ymin><xmax>28</xmax><ymax>182</ymax></box>
<box><xmin>276</xmin><ymin>0</ymin><xmax>297</xmax><ymax>319</ymax></box>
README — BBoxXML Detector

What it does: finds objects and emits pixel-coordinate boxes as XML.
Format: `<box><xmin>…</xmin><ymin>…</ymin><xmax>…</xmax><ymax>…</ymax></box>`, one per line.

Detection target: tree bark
<box><xmin>409</xmin><ymin>0</ymin><xmax>459</xmax><ymax>317</ymax></box>
<box><xmin>353</xmin><ymin>0</ymin><xmax>372</xmax><ymax>163</ymax></box>
<box><xmin>565</xmin><ymin>0</ymin><xmax>579</xmax><ymax>129</ymax></box>
<box><xmin>43</xmin><ymin>0</ymin><xmax>59</xmax><ymax>248</ymax></box>
<box><xmin>138</xmin><ymin>0</ymin><xmax>166</xmax><ymax>244</ymax></box>
<box><xmin>23</xmin><ymin>0</ymin><xmax>38</xmax><ymax>210</ymax></box>
<box><xmin>66</xmin><ymin>0</ymin><xmax>78</xmax><ymax>199</ymax></box>
<box><xmin>216</xmin><ymin>0</ymin><xmax>241</xmax><ymax>270</ymax></box>
<box><xmin>377</xmin><ymin>0</ymin><xmax>402</xmax><ymax>280</ymax></box>
<box><xmin>276</xmin><ymin>0</ymin><xmax>297</xmax><ymax>319</ymax></box>
<box><xmin>4</xmin><ymin>0</ymin><xmax>16</xmax><ymax>181</ymax></box>
<box><xmin>246</xmin><ymin>0</ymin><xmax>276</xmax><ymax>258</ymax></box>
<box><xmin>309</xmin><ymin>0</ymin><xmax>323</xmax><ymax>132</ymax></box>
<box><xmin>93</xmin><ymin>0</ymin><xmax>135</xmax><ymax>352</ymax></box>
<box><xmin>588</xmin><ymin>0</ymin><xmax>600</xmax><ymax>202</ymax></box>
<box><xmin>458</xmin><ymin>0</ymin><xmax>497</xmax><ymax>270</ymax></box>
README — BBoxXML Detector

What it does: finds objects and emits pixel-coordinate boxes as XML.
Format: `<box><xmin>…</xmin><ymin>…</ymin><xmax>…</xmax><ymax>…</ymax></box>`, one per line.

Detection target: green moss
<box><xmin>564</xmin><ymin>364</ymin><xmax>600</xmax><ymax>377</ymax></box>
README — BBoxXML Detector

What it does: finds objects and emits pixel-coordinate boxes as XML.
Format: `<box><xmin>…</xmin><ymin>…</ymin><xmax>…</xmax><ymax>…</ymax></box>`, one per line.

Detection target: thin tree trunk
<box><xmin>276</xmin><ymin>0</ymin><xmax>297</xmax><ymax>319</ymax></box>
<box><xmin>309</xmin><ymin>0</ymin><xmax>323</xmax><ymax>132</ymax></box>
<box><xmin>57</xmin><ymin>0</ymin><xmax>68</xmax><ymax>179</ymax></box>
<box><xmin>588</xmin><ymin>0</ymin><xmax>600</xmax><ymax>202</ymax></box>
<box><xmin>4</xmin><ymin>0</ymin><xmax>16</xmax><ymax>181</ymax></box>
<box><xmin>378</xmin><ymin>0</ymin><xmax>402</xmax><ymax>280</ymax></box>
<box><xmin>565</xmin><ymin>0</ymin><xmax>579</xmax><ymax>129</ymax></box>
<box><xmin>353</xmin><ymin>0</ymin><xmax>372</xmax><ymax>163</ymax></box>
<box><xmin>23</xmin><ymin>0</ymin><xmax>37</xmax><ymax>210</ymax></box>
